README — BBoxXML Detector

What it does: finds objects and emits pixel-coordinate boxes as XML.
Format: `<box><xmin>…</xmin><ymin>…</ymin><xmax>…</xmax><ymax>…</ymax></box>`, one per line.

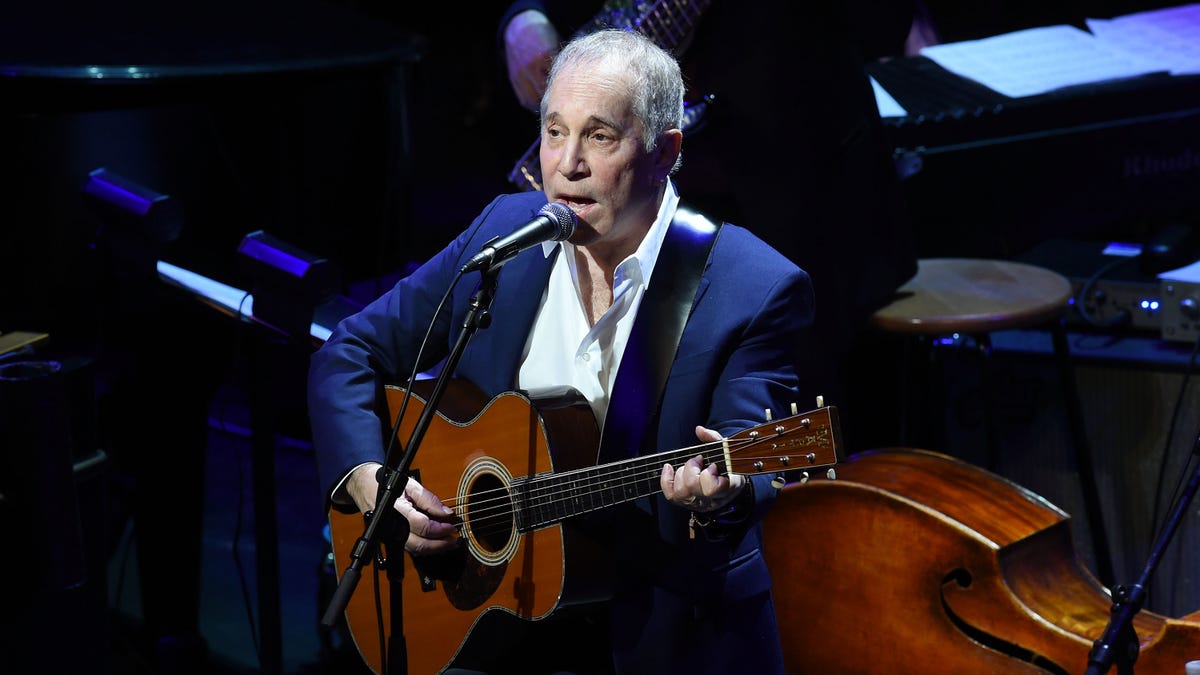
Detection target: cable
<box><xmin>1148</xmin><ymin>331</ymin><xmax>1200</xmax><ymax>546</ymax></box>
<box><xmin>1074</xmin><ymin>255</ymin><xmax>1138</xmax><ymax>329</ymax></box>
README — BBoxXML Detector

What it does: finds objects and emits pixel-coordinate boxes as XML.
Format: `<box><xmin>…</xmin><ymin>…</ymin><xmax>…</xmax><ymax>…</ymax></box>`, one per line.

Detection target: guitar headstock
<box><xmin>724</xmin><ymin>402</ymin><xmax>843</xmax><ymax>484</ymax></box>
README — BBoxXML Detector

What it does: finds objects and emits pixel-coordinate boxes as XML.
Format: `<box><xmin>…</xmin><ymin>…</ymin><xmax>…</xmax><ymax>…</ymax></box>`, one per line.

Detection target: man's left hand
<box><xmin>660</xmin><ymin>425</ymin><xmax>746</xmax><ymax>513</ymax></box>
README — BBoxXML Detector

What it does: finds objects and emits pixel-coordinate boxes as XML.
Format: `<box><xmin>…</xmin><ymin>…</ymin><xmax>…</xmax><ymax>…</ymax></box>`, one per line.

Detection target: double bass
<box><xmin>763</xmin><ymin>447</ymin><xmax>1200</xmax><ymax>674</ymax></box>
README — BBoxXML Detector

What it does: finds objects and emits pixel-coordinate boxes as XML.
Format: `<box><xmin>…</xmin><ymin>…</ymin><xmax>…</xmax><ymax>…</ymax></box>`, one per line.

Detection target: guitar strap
<box><xmin>597</xmin><ymin>204</ymin><xmax>721</xmax><ymax>465</ymax></box>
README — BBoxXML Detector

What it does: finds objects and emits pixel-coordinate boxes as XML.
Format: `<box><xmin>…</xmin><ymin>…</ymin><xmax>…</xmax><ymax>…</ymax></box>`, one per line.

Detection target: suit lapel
<box><xmin>597</xmin><ymin>206</ymin><xmax>720</xmax><ymax>464</ymax></box>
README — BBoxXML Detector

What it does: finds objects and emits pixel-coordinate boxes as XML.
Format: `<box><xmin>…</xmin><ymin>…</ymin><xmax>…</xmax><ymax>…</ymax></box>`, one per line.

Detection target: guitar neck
<box><xmin>513</xmin><ymin>446</ymin><xmax>711</xmax><ymax>531</ymax></box>
<box><xmin>637</xmin><ymin>0</ymin><xmax>713</xmax><ymax>51</ymax></box>
<box><xmin>580</xmin><ymin>0</ymin><xmax>713</xmax><ymax>52</ymax></box>
<box><xmin>513</xmin><ymin>404</ymin><xmax>840</xmax><ymax>531</ymax></box>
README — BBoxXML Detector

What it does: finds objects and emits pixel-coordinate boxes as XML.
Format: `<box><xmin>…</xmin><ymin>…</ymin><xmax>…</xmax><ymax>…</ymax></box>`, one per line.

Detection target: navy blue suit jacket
<box><xmin>309</xmin><ymin>190</ymin><xmax>814</xmax><ymax>673</ymax></box>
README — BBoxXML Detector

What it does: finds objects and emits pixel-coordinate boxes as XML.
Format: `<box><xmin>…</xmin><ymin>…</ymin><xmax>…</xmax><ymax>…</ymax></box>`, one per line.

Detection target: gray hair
<box><xmin>542</xmin><ymin>29</ymin><xmax>685</xmax><ymax>169</ymax></box>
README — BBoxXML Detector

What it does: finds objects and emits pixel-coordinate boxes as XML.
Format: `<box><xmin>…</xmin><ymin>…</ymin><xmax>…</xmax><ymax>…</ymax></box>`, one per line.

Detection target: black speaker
<box><xmin>0</xmin><ymin>356</ymin><xmax>109</xmax><ymax>673</ymax></box>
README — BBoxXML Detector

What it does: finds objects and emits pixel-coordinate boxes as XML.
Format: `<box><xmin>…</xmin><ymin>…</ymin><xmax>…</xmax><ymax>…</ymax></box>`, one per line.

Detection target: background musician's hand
<box><xmin>659</xmin><ymin>426</ymin><xmax>746</xmax><ymax>513</ymax></box>
<box><xmin>503</xmin><ymin>10</ymin><xmax>560</xmax><ymax>111</ymax></box>
<box><xmin>345</xmin><ymin>462</ymin><xmax>460</xmax><ymax>555</ymax></box>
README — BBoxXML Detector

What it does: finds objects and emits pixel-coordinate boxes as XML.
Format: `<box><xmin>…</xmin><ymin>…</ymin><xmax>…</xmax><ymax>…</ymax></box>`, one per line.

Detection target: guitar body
<box><xmin>328</xmin><ymin>380</ymin><xmax>601</xmax><ymax>675</ymax></box>
<box><xmin>328</xmin><ymin>379</ymin><xmax>842</xmax><ymax>674</ymax></box>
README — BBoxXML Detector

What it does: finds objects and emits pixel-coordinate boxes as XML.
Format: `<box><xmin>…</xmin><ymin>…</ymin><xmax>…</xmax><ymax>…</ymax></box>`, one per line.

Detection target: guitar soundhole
<box><xmin>466</xmin><ymin>472</ymin><xmax>514</xmax><ymax>555</ymax></box>
<box><xmin>460</xmin><ymin>459</ymin><xmax>520</xmax><ymax>567</ymax></box>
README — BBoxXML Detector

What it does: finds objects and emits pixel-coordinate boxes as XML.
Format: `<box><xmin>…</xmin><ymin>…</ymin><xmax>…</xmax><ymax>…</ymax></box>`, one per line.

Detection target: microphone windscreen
<box><xmin>540</xmin><ymin>202</ymin><xmax>577</xmax><ymax>241</ymax></box>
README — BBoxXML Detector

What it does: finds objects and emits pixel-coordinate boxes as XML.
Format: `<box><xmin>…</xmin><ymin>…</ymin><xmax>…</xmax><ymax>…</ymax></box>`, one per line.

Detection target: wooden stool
<box><xmin>870</xmin><ymin>257</ymin><xmax>1114</xmax><ymax>587</ymax></box>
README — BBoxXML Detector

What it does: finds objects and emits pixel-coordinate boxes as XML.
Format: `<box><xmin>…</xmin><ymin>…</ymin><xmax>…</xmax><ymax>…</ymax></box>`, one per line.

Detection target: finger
<box><xmin>662</xmin><ymin>461</ymin><xmax>700</xmax><ymax>506</ymax></box>
<box><xmin>680</xmin><ymin>456</ymin><xmax>704</xmax><ymax>493</ymax></box>
<box><xmin>392</xmin><ymin>494</ymin><xmax>453</xmax><ymax>537</ymax></box>
<box><xmin>698</xmin><ymin>463</ymin><xmax>730</xmax><ymax>498</ymax></box>
<box><xmin>660</xmin><ymin>462</ymin><xmax>677</xmax><ymax>495</ymax></box>
<box><xmin>404</xmin><ymin>477</ymin><xmax>455</xmax><ymax>520</ymax></box>
<box><xmin>406</xmin><ymin>531</ymin><xmax>459</xmax><ymax>556</ymax></box>
<box><xmin>728</xmin><ymin>473</ymin><xmax>745</xmax><ymax>493</ymax></box>
<box><xmin>669</xmin><ymin>462</ymin><xmax>696</xmax><ymax>502</ymax></box>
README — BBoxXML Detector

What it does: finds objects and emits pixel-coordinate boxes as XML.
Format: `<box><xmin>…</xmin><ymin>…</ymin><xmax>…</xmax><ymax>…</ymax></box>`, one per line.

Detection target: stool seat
<box><xmin>871</xmin><ymin>258</ymin><xmax>1073</xmax><ymax>335</ymax></box>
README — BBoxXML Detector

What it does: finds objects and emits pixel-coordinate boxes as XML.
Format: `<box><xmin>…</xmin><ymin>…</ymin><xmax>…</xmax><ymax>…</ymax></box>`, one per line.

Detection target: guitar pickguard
<box><xmin>410</xmin><ymin>546</ymin><xmax>508</xmax><ymax>611</ymax></box>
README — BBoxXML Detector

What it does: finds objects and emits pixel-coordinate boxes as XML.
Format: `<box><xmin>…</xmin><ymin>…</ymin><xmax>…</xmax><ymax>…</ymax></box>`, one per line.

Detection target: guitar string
<box><xmin>437</xmin><ymin>432</ymin><xmax>816</xmax><ymax>540</ymax></box>
<box><xmin>438</xmin><ymin>436</ymin><xmax>728</xmax><ymax>513</ymax></box>
<box><xmin>440</xmin><ymin>414</ymin><xmax>824</xmax><ymax>520</ymax></box>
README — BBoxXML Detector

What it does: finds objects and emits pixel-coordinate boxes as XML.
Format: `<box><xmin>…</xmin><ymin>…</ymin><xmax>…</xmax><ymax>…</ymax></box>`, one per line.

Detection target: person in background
<box><xmin>309</xmin><ymin>28</ymin><xmax>813</xmax><ymax>674</ymax></box>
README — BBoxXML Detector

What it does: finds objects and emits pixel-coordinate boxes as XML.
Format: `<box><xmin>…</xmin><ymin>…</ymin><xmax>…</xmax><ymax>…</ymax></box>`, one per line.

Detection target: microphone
<box><xmin>460</xmin><ymin>202</ymin><xmax>577</xmax><ymax>273</ymax></box>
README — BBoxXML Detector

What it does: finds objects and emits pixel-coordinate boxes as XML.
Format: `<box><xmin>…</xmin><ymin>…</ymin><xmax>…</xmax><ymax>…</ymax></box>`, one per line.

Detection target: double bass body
<box><xmin>763</xmin><ymin>447</ymin><xmax>1200</xmax><ymax>674</ymax></box>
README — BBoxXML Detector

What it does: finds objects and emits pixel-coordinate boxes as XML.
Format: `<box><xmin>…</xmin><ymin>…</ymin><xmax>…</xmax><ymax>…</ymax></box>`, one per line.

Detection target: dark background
<box><xmin>2</xmin><ymin>1</ymin><xmax>1199</xmax><ymax>673</ymax></box>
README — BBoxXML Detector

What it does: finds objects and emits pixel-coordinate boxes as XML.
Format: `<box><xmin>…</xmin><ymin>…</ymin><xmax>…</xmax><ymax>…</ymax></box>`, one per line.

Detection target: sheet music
<box><xmin>1087</xmin><ymin>2</ymin><xmax>1200</xmax><ymax>75</ymax></box>
<box><xmin>870</xmin><ymin>75</ymin><xmax>907</xmax><ymax>118</ymax></box>
<box><xmin>865</xmin><ymin>3</ymin><xmax>1200</xmax><ymax>103</ymax></box>
<box><xmin>1159</xmin><ymin>258</ymin><xmax>1200</xmax><ymax>283</ymax></box>
<box><xmin>918</xmin><ymin>24</ymin><xmax>1163</xmax><ymax>98</ymax></box>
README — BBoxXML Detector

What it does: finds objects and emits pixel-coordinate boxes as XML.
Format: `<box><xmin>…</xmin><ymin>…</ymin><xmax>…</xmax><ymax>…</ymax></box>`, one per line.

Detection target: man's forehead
<box><xmin>547</xmin><ymin>69</ymin><xmax>634</xmax><ymax>119</ymax></box>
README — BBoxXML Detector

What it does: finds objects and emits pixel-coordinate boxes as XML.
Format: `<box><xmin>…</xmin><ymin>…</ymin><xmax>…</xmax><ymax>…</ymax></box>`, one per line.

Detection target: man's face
<box><xmin>539</xmin><ymin>62</ymin><xmax>665</xmax><ymax>250</ymax></box>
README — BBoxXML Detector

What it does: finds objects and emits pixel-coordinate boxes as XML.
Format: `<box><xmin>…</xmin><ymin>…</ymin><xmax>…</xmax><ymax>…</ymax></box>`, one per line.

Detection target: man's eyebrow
<box><xmin>585</xmin><ymin>114</ymin><xmax>620</xmax><ymax>130</ymax></box>
<box><xmin>543</xmin><ymin>111</ymin><xmax>621</xmax><ymax>131</ymax></box>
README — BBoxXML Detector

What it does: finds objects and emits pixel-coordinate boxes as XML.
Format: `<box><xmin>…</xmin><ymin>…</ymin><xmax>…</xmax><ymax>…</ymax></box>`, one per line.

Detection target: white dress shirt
<box><xmin>518</xmin><ymin>182</ymin><xmax>679</xmax><ymax>433</ymax></box>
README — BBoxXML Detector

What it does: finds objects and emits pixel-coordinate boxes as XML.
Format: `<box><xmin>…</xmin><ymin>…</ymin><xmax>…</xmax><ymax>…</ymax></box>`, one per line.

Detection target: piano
<box><xmin>866</xmin><ymin>55</ymin><xmax>1200</xmax><ymax>260</ymax></box>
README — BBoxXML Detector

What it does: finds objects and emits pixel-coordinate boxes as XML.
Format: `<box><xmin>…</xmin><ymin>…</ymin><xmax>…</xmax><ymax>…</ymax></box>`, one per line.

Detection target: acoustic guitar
<box><xmin>328</xmin><ymin>379</ymin><xmax>841</xmax><ymax>675</ymax></box>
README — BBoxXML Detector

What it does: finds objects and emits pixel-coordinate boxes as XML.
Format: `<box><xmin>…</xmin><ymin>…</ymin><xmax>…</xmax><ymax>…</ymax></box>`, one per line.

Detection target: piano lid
<box><xmin>868</xmin><ymin>55</ymin><xmax>1199</xmax><ymax>155</ymax></box>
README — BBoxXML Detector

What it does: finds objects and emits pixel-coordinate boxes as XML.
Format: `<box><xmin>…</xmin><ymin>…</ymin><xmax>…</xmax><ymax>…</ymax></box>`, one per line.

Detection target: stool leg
<box><xmin>898</xmin><ymin>337</ymin><xmax>913</xmax><ymax>445</ymax></box>
<box><xmin>975</xmin><ymin>333</ymin><xmax>1000</xmax><ymax>474</ymax></box>
<box><xmin>901</xmin><ymin>335</ymin><xmax>939</xmax><ymax>449</ymax></box>
<box><xmin>1051</xmin><ymin>321</ymin><xmax>1115</xmax><ymax>588</ymax></box>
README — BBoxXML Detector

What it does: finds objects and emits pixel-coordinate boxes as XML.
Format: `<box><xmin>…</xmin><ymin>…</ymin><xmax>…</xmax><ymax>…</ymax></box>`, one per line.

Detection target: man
<box><xmin>309</xmin><ymin>29</ymin><xmax>812</xmax><ymax>674</ymax></box>
<box><xmin>499</xmin><ymin>0</ymin><xmax>918</xmax><ymax>452</ymax></box>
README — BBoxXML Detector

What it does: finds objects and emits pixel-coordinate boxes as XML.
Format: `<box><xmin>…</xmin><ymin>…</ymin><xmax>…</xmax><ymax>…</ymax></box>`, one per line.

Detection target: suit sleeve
<box><xmin>306</xmin><ymin>195</ymin><xmax>510</xmax><ymax>504</ymax></box>
<box><xmin>665</xmin><ymin>224</ymin><xmax>816</xmax><ymax>534</ymax></box>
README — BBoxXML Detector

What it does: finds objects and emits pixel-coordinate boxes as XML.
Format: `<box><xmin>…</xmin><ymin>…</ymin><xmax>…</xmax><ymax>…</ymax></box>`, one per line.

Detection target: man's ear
<box><xmin>655</xmin><ymin>128</ymin><xmax>684</xmax><ymax>180</ymax></box>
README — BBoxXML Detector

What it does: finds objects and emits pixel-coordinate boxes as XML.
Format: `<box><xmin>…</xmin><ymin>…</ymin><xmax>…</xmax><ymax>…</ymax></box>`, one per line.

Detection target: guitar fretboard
<box><xmin>513</xmin><ymin>448</ymin><xmax>717</xmax><ymax>531</ymax></box>
<box><xmin>577</xmin><ymin>0</ymin><xmax>713</xmax><ymax>53</ymax></box>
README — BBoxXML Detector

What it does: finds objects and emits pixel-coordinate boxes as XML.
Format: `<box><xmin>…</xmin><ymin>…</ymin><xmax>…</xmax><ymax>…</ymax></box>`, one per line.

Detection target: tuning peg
<box><xmin>790</xmin><ymin>402</ymin><xmax>798</xmax><ymax>415</ymax></box>
<box><xmin>764</xmin><ymin>408</ymin><xmax>773</xmax><ymax>421</ymax></box>
<box><xmin>771</xmin><ymin>473</ymin><xmax>786</xmax><ymax>490</ymax></box>
<box><xmin>827</xmin><ymin>468</ymin><xmax>837</xmax><ymax>481</ymax></box>
<box><xmin>816</xmin><ymin>395</ymin><xmax>824</xmax><ymax>408</ymax></box>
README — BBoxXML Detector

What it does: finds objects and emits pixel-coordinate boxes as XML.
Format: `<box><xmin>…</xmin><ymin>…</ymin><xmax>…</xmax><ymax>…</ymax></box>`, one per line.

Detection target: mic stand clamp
<box><xmin>1084</xmin><ymin>434</ymin><xmax>1200</xmax><ymax>675</ymax></box>
<box><xmin>1086</xmin><ymin>583</ymin><xmax>1142</xmax><ymax>675</ymax></box>
<box><xmin>320</xmin><ymin>263</ymin><xmax>504</xmax><ymax>675</ymax></box>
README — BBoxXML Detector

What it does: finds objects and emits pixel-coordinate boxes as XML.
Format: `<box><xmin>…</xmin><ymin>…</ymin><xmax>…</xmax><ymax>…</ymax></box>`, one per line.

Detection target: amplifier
<box><xmin>1160</xmin><ymin>277</ymin><xmax>1200</xmax><ymax>343</ymax></box>
<box><xmin>1016</xmin><ymin>238</ymin><xmax>1164</xmax><ymax>333</ymax></box>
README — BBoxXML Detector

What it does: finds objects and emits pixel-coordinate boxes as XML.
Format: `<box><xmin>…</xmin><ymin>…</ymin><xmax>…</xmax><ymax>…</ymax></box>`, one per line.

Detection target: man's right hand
<box><xmin>346</xmin><ymin>462</ymin><xmax>460</xmax><ymax>555</ymax></box>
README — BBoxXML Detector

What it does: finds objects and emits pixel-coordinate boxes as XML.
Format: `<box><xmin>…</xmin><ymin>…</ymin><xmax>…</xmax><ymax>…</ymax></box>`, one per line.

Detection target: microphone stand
<box><xmin>1084</xmin><ymin>432</ymin><xmax>1200</xmax><ymax>674</ymax></box>
<box><xmin>321</xmin><ymin>264</ymin><xmax>503</xmax><ymax>674</ymax></box>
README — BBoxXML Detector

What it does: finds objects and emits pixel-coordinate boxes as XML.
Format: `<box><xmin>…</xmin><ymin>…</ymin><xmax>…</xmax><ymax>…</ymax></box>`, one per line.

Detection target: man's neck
<box><xmin>574</xmin><ymin>246</ymin><xmax>618</xmax><ymax>325</ymax></box>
